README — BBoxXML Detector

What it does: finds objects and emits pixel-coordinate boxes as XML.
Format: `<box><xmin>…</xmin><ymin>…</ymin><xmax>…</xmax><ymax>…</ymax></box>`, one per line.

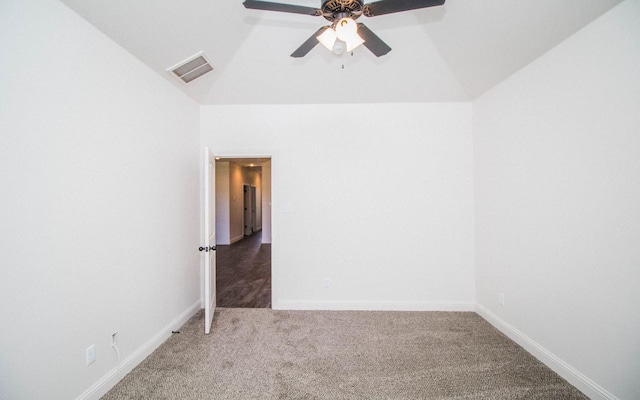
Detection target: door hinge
<box><xmin>199</xmin><ymin>246</ymin><xmax>216</xmax><ymax>252</ymax></box>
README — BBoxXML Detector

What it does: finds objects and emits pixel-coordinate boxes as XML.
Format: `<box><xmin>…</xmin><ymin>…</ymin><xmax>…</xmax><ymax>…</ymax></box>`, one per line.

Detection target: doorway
<box><xmin>214</xmin><ymin>157</ymin><xmax>271</xmax><ymax>308</ymax></box>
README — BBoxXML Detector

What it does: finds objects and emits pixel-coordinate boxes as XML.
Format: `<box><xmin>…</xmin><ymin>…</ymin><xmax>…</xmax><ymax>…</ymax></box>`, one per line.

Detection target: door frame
<box><xmin>213</xmin><ymin>154</ymin><xmax>272</xmax><ymax>244</ymax></box>
<box><xmin>201</xmin><ymin>154</ymin><xmax>273</xmax><ymax>310</ymax></box>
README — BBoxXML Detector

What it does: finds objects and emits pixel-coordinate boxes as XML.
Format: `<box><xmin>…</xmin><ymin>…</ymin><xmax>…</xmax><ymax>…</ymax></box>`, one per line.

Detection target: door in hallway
<box><xmin>250</xmin><ymin>186</ymin><xmax>257</xmax><ymax>234</ymax></box>
<box><xmin>243</xmin><ymin>185</ymin><xmax>252</xmax><ymax>236</ymax></box>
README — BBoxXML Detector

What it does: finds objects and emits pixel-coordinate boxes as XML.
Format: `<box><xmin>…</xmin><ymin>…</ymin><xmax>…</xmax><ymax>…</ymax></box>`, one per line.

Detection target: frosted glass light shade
<box><xmin>345</xmin><ymin>35</ymin><xmax>364</xmax><ymax>52</ymax></box>
<box><xmin>317</xmin><ymin>28</ymin><xmax>337</xmax><ymax>51</ymax></box>
<box><xmin>335</xmin><ymin>18</ymin><xmax>357</xmax><ymax>41</ymax></box>
<box><xmin>335</xmin><ymin>18</ymin><xmax>364</xmax><ymax>52</ymax></box>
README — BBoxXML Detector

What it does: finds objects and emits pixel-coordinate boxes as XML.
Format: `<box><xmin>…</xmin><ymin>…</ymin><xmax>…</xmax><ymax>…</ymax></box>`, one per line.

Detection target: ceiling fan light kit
<box><xmin>317</xmin><ymin>17</ymin><xmax>364</xmax><ymax>54</ymax></box>
<box><xmin>243</xmin><ymin>0</ymin><xmax>446</xmax><ymax>58</ymax></box>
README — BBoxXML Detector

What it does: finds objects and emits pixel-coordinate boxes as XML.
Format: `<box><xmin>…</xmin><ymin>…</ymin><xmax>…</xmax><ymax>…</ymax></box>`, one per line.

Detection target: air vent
<box><xmin>168</xmin><ymin>52</ymin><xmax>214</xmax><ymax>84</ymax></box>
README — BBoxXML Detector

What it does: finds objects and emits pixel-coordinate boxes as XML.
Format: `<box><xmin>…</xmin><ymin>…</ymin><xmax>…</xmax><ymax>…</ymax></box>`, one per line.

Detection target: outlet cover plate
<box><xmin>86</xmin><ymin>344</ymin><xmax>96</xmax><ymax>365</ymax></box>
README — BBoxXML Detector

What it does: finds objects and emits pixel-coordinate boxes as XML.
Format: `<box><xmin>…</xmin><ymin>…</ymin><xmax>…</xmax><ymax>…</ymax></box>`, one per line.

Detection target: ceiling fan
<box><xmin>243</xmin><ymin>0</ymin><xmax>445</xmax><ymax>57</ymax></box>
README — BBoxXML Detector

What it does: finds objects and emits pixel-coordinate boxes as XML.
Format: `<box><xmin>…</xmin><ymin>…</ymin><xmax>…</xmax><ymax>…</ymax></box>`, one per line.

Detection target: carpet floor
<box><xmin>102</xmin><ymin>308</ymin><xmax>587</xmax><ymax>399</ymax></box>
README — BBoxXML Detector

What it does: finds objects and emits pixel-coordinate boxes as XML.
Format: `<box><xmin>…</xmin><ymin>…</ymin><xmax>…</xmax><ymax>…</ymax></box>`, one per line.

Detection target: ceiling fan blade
<box><xmin>291</xmin><ymin>26</ymin><xmax>330</xmax><ymax>58</ymax></box>
<box><xmin>364</xmin><ymin>0</ymin><xmax>445</xmax><ymax>17</ymax></box>
<box><xmin>243</xmin><ymin>0</ymin><xmax>321</xmax><ymax>16</ymax></box>
<box><xmin>357</xmin><ymin>23</ymin><xmax>392</xmax><ymax>57</ymax></box>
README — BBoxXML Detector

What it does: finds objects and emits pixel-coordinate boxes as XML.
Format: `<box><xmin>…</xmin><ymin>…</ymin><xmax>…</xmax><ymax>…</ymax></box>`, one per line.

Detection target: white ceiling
<box><xmin>59</xmin><ymin>0</ymin><xmax>622</xmax><ymax>104</ymax></box>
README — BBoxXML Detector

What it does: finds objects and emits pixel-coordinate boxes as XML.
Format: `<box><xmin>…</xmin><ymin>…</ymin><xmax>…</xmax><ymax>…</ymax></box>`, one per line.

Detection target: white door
<box><xmin>203</xmin><ymin>147</ymin><xmax>216</xmax><ymax>334</ymax></box>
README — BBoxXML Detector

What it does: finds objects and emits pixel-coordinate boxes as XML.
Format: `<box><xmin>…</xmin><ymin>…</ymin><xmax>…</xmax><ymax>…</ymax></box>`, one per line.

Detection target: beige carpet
<box><xmin>102</xmin><ymin>308</ymin><xmax>587</xmax><ymax>399</ymax></box>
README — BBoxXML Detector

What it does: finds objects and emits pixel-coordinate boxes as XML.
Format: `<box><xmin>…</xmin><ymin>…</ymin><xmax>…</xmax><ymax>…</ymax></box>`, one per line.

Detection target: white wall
<box><xmin>0</xmin><ymin>1</ymin><xmax>201</xmax><ymax>399</ymax></box>
<box><xmin>473</xmin><ymin>1</ymin><xmax>640</xmax><ymax>399</ymax></box>
<box><xmin>201</xmin><ymin>103</ymin><xmax>475</xmax><ymax>310</ymax></box>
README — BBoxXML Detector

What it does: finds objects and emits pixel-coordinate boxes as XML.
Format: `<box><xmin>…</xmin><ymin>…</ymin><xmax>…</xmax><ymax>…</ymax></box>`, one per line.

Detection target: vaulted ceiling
<box><xmin>59</xmin><ymin>0</ymin><xmax>622</xmax><ymax>104</ymax></box>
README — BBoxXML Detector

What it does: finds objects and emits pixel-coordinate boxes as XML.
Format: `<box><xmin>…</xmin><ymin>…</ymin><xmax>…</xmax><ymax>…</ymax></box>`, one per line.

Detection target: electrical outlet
<box><xmin>323</xmin><ymin>277</ymin><xmax>331</xmax><ymax>288</ymax></box>
<box><xmin>111</xmin><ymin>331</ymin><xmax>119</xmax><ymax>346</ymax></box>
<box><xmin>498</xmin><ymin>292</ymin><xmax>505</xmax><ymax>306</ymax></box>
<box><xmin>86</xmin><ymin>344</ymin><xmax>96</xmax><ymax>365</ymax></box>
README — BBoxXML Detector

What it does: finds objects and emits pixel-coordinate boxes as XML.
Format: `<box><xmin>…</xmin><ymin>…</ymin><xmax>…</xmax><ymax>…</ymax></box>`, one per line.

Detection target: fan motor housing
<box><xmin>321</xmin><ymin>0</ymin><xmax>364</xmax><ymax>21</ymax></box>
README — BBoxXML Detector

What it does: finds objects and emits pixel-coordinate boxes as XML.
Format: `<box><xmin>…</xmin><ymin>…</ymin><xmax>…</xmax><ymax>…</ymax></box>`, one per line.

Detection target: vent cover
<box><xmin>168</xmin><ymin>52</ymin><xmax>214</xmax><ymax>84</ymax></box>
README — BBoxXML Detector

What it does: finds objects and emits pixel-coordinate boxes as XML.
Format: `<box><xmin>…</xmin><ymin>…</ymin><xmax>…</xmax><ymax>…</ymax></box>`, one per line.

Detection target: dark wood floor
<box><xmin>216</xmin><ymin>232</ymin><xmax>271</xmax><ymax>308</ymax></box>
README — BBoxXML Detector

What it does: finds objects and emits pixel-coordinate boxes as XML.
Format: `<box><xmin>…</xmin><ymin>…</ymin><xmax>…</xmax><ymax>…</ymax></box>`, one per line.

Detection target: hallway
<box><xmin>216</xmin><ymin>232</ymin><xmax>271</xmax><ymax>308</ymax></box>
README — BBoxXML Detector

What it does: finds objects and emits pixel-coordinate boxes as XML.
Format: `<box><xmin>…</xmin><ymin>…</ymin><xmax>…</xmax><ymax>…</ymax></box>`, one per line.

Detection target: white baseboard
<box><xmin>475</xmin><ymin>304</ymin><xmax>618</xmax><ymax>400</ymax></box>
<box><xmin>274</xmin><ymin>300</ymin><xmax>475</xmax><ymax>312</ymax></box>
<box><xmin>75</xmin><ymin>300</ymin><xmax>201</xmax><ymax>400</ymax></box>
